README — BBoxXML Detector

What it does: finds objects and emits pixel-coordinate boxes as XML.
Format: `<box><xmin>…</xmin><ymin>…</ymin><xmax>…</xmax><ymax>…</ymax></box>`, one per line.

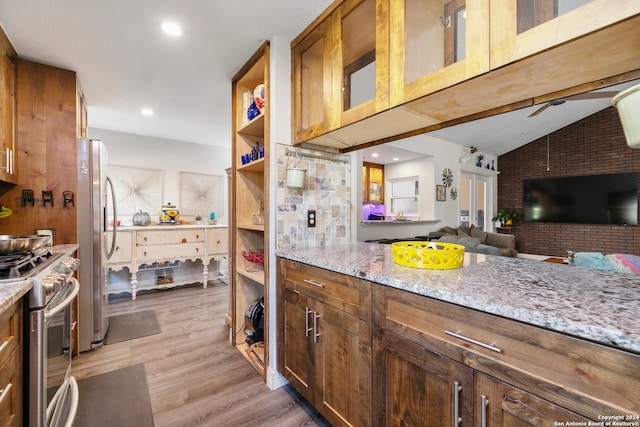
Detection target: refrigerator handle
<box><xmin>105</xmin><ymin>176</ymin><xmax>117</xmax><ymax>260</ymax></box>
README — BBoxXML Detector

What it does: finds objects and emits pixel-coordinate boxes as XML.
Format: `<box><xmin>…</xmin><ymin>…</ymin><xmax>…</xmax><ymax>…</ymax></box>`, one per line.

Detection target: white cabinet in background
<box><xmin>107</xmin><ymin>225</ymin><xmax>228</xmax><ymax>300</ymax></box>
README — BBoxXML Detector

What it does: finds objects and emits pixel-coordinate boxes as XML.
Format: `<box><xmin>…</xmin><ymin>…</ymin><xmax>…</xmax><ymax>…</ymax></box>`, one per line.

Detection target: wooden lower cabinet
<box><xmin>0</xmin><ymin>299</ymin><xmax>22</xmax><ymax>427</ymax></box>
<box><xmin>283</xmin><ymin>286</ymin><xmax>372</xmax><ymax>427</ymax></box>
<box><xmin>373</xmin><ymin>328</ymin><xmax>472</xmax><ymax>426</ymax></box>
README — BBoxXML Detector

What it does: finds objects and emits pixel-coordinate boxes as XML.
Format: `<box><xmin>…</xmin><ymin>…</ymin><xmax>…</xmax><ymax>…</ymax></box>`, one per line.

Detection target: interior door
<box><xmin>460</xmin><ymin>172</ymin><xmax>487</xmax><ymax>228</ymax></box>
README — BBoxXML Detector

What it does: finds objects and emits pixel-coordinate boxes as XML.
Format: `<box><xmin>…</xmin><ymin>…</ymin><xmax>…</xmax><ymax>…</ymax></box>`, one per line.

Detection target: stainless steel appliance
<box><xmin>77</xmin><ymin>138</ymin><xmax>117</xmax><ymax>352</ymax></box>
<box><xmin>0</xmin><ymin>248</ymin><xmax>80</xmax><ymax>427</ymax></box>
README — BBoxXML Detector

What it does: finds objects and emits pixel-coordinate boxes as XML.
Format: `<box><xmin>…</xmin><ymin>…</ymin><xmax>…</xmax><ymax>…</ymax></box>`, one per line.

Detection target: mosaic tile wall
<box><xmin>276</xmin><ymin>144</ymin><xmax>352</xmax><ymax>252</ymax></box>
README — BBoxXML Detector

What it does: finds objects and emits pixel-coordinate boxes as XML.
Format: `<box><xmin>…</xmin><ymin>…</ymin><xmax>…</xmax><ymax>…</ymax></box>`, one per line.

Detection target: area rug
<box><xmin>105</xmin><ymin>309</ymin><xmax>161</xmax><ymax>345</ymax></box>
<box><xmin>74</xmin><ymin>363</ymin><xmax>154</xmax><ymax>427</ymax></box>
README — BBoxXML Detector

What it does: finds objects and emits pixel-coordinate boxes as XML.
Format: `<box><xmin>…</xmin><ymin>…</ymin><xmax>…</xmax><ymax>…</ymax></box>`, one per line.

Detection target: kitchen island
<box><xmin>277</xmin><ymin>242</ymin><xmax>639</xmax><ymax>426</ymax></box>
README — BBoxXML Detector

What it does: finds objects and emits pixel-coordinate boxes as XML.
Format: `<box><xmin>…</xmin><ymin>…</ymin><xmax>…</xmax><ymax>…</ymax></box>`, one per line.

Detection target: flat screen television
<box><xmin>522</xmin><ymin>172</ymin><xmax>638</xmax><ymax>225</ymax></box>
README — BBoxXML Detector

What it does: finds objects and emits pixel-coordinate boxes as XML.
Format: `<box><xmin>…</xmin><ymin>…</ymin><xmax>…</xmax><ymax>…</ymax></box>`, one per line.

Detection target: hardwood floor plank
<box><xmin>71</xmin><ymin>282</ymin><xmax>329</xmax><ymax>426</ymax></box>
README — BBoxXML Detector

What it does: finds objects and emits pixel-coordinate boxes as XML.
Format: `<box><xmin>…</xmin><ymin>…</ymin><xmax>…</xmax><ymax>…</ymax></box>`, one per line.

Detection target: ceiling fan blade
<box><xmin>528</xmin><ymin>103</ymin><xmax>551</xmax><ymax>117</ymax></box>
<box><xmin>566</xmin><ymin>91</ymin><xmax>619</xmax><ymax>101</ymax></box>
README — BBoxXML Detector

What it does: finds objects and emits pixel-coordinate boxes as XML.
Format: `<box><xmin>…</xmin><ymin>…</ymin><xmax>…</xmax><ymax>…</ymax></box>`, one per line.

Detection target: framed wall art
<box><xmin>436</xmin><ymin>184</ymin><xmax>447</xmax><ymax>201</ymax></box>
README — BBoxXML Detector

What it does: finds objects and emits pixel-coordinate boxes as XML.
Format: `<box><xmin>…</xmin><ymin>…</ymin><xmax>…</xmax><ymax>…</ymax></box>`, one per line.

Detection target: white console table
<box><xmin>107</xmin><ymin>224</ymin><xmax>228</xmax><ymax>300</ymax></box>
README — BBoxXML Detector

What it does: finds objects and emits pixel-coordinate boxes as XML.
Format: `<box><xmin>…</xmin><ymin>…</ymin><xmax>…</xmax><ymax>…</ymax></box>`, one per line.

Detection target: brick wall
<box><xmin>498</xmin><ymin>107</ymin><xmax>640</xmax><ymax>257</ymax></box>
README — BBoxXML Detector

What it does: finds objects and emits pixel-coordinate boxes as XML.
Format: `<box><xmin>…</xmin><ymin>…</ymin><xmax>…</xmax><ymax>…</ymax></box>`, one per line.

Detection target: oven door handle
<box><xmin>44</xmin><ymin>278</ymin><xmax>80</xmax><ymax>322</ymax></box>
<box><xmin>47</xmin><ymin>376</ymin><xmax>79</xmax><ymax>427</ymax></box>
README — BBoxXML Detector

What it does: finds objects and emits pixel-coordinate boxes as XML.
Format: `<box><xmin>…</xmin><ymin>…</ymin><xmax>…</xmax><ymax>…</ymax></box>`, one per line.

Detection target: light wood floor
<box><xmin>71</xmin><ymin>281</ymin><xmax>330</xmax><ymax>427</ymax></box>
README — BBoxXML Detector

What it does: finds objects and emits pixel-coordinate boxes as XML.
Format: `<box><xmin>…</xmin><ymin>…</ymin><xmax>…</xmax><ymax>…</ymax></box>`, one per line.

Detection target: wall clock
<box><xmin>450</xmin><ymin>187</ymin><xmax>458</xmax><ymax>200</ymax></box>
<box><xmin>442</xmin><ymin>168</ymin><xmax>453</xmax><ymax>187</ymax></box>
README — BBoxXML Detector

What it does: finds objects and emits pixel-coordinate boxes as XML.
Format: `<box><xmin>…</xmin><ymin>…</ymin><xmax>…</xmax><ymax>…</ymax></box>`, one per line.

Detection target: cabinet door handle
<box><xmin>445</xmin><ymin>330</ymin><xmax>502</xmax><ymax>353</ymax></box>
<box><xmin>481</xmin><ymin>394</ymin><xmax>488</xmax><ymax>427</ymax></box>
<box><xmin>313</xmin><ymin>311</ymin><xmax>321</xmax><ymax>343</ymax></box>
<box><xmin>0</xmin><ymin>340</ymin><xmax>8</xmax><ymax>355</ymax></box>
<box><xmin>303</xmin><ymin>279</ymin><xmax>325</xmax><ymax>288</ymax></box>
<box><xmin>453</xmin><ymin>381</ymin><xmax>462</xmax><ymax>427</ymax></box>
<box><xmin>0</xmin><ymin>382</ymin><xmax>12</xmax><ymax>406</ymax></box>
<box><xmin>305</xmin><ymin>307</ymin><xmax>312</xmax><ymax>337</ymax></box>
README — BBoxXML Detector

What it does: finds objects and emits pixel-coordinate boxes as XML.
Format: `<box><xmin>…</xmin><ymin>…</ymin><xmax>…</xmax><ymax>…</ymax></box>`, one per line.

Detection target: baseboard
<box><xmin>266</xmin><ymin>367</ymin><xmax>288</xmax><ymax>390</ymax></box>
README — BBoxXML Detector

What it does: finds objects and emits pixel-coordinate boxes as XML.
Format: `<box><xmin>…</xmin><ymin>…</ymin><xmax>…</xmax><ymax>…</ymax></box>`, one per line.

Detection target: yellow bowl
<box><xmin>391</xmin><ymin>241</ymin><xmax>465</xmax><ymax>269</ymax></box>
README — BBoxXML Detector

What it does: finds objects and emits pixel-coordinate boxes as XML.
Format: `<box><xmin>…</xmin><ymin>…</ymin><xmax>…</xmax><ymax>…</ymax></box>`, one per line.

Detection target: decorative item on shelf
<box><xmin>492</xmin><ymin>208</ymin><xmax>518</xmax><ymax>227</ymax></box>
<box><xmin>441</xmin><ymin>168</ymin><xmax>453</xmax><ymax>187</ymax></box>
<box><xmin>155</xmin><ymin>268</ymin><xmax>174</xmax><ymax>285</ymax></box>
<box><xmin>242</xmin><ymin>91</ymin><xmax>254</xmax><ymax>126</ymax></box>
<box><xmin>486</xmin><ymin>162</ymin><xmax>491</xmax><ymax>169</ymax></box>
<box><xmin>159</xmin><ymin>202</ymin><xmax>180</xmax><ymax>224</ymax></box>
<box><xmin>476</xmin><ymin>154</ymin><xmax>484</xmax><ymax>168</ymax></box>
<box><xmin>195</xmin><ymin>213</ymin><xmax>202</xmax><ymax>224</ymax></box>
<box><xmin>247</xmin><ymin>101</ymin><xmax>260</xmax><ymax>121</ymax></box>
<box><xmin>22</xmin><ymin>189</ymin><xmax>35</xmax><ymax>207</ymax></box>
<box><xmin>251</xmin><ymin>142</ymin><xmax>262</xmax><ymax>161</ymax></box>
<box><xmin>253</xmin><ymin>197</ymin><xmax>264</xmax><ymax>225</ymax></box>
<box><xmin>132</xmin><ymin>210</ymin><xmax>151</xmax><ymax>226</ymax></box>
<box><xmin>209</xmin><ymin>212</ymin><xmax>217</xmax><ymax>225</ymax></box>
<box><xmin>491</xmin><ymin>160</ymin><xmax>495</xmax><ymax>171</ymax></box>
<box><xmin>63</xmin><ymin>191</ymin><xmax>75</xmax><ymax>207</ymax></box>
<box><xmin>450</xmin><ymin>187</ymin><xmax>457</xmax><ymax>200</ymax></box>
<box><xmin>436</xmin><ymin>185</ymin><xmax>446</xmax><ymax>201</ymax></box>
<box><xmin>241</xmin><ymin>249</ymin><xmax>264</xmax><ymax>272</ymax></box>
<box><xmin>254</xmin><ymin>83</ymin><xmax>265</xmax><ymax>112</ymax></box>
<box><xmin>42</xmin><ymin>190</ymin><xmax>54</xmax><ymax>207</ymax></box>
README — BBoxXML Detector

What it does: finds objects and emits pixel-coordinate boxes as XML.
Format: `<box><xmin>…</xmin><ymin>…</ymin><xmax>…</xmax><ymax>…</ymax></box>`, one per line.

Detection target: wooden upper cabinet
<box><xmin>292</xmin><ymin>19</ymin><xmax>333</xmax><ymax>143</ymax></box>
<box><xmin>490</xmin><ymin>0</ymin><xmax>640</xmax><ymax>68</ymax></box>
<box><xmin>0</xmin><ymin>54</ymin><xmax>16</xmax><ymax>184</ymax></box>
<box><xmin>362</xmin><ymin>162</ymin><xmax>384</xmax><ymax>204</ymax></box>
<box><xmin>389</xmin><ymin>0</ymin><xmax>490</xmax><ymax>105</ymax></box>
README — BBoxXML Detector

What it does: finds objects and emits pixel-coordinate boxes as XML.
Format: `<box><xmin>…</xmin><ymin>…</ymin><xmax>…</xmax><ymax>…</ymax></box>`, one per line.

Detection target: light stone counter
<box><xmin>277</xmin><ymin>242</ymin><xmax>640</xmax><ymax>354</ymax></box>
<box><xmin>0</xmin><ymin>244</ymin><xmax>78</xmax><ymax>314</ymax></box>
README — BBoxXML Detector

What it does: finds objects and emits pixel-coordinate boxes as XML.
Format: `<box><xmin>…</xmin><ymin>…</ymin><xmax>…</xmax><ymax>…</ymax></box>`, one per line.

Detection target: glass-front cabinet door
<box><xmin>292</xmin><ymin>20</ymin><xmax>335</xmax><ymax>143</ymax></box>
<box><xmin>489</xmin><ymin>0</ymin><xmax>639</xmax><ymax>68</ymax></box>
<box><xmin>337</xmin><ymin>0</ymin><xmax>389</xmax><ymax>127</ymax></box>
<box><xmin>389</xmin><ymin>0</ymin><xmax>489</xmax><ymax>106</ymax></box>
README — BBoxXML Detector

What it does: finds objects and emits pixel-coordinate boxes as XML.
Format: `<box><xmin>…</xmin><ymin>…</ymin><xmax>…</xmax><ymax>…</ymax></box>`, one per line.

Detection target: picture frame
<box><xmin>436</xmin><ymin>185</ymin><xmax>447</xmax><ymax>201</ymax></box>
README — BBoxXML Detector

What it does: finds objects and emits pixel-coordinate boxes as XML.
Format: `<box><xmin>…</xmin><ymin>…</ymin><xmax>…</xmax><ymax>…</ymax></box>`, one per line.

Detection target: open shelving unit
<box><xmin>230</xmin><ymin>41</ymin><xmax>270</xmax><ymax>379</ymax></box>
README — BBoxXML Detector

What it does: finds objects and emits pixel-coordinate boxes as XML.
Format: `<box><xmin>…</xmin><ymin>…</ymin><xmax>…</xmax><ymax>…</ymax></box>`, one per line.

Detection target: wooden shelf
<box><xmin>237</xmin><ymin>222</ymin><xmax>264</xmax><ymax>232</ymax></box>
<box><xmin>237</xmin><ymin>113</ymin><xmax>265</xmax><ymax>137</ymax></box>
<box><xmin>238</xmin><ymin>157</ymin><xmax>265</xmax><ymax>173</ymax></box>
<box><xmin>237</xmin><ymin>268</ymin><xmax>265</xmax><ymax>285</ymax></box>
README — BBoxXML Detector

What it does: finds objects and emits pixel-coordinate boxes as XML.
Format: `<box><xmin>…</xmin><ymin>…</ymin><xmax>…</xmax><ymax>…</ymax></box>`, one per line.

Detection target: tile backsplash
<box><xmin>276</xmin><ymin>144</ymin><xmax>351</xmax><ymax>252</ymax></box>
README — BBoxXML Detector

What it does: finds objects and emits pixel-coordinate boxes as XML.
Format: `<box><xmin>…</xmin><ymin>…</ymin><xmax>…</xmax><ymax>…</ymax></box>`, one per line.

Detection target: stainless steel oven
<box><xmin>0</xmin><ymin>249</ymin><xmax>81</xmax><ymax>427</ymax></box>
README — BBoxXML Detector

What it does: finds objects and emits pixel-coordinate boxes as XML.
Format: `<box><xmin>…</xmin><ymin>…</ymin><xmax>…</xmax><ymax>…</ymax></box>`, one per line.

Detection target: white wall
<box><xmin>88</xmin><ymin>128</ymin><xmax>231</xmax><ymax>222</ymax></box>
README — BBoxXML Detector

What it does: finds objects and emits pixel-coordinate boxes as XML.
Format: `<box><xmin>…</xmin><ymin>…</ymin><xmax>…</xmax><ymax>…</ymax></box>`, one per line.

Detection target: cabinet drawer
<box><xmin>0</xmin><ymin>346</ymin><xmax>21</xmax><ymax>427</ymax></box>
<box><xmin>107</xmin><ymin>231</ymin><xmax>133</xmax><ymax>264</ymax></box>
<box><xmin>136</xmin><ymin>229</ymin><xmax>204</xmax><ymax>246</ymax></box>
<box><xmin>207</xmin><ymin>228</ymin><xmax>228</xmax><ymax>255</ymax></box>
<box><xmin>281</xmin><ymin>259</ymin><xmax>371</xmax><ymax>321</ymax></box>
<box><xmin>0</xmin><ymin>300</ymin><xmax>21</xmax><ymax>369</ymax></box>
<box><xmin>372</xmin><ymin>284</ymin><xmax>639</xmax><ymax>420</ymax></box>
<box><xmin>136</xmin><ymin>243</ymin><xmax>205</xmax><ymax>261</ymax></box>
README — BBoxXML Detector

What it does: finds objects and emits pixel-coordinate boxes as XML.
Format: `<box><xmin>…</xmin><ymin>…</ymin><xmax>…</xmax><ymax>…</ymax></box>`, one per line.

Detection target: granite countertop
<box><xmin>277</xmin><ymin>242</ymin><xmax>640</xmax><ymax>354</ymax></box>
<box><xmin>0</xmin><ymin>244</ymin><xmax>79</xmax><ymax>314</ymax></box>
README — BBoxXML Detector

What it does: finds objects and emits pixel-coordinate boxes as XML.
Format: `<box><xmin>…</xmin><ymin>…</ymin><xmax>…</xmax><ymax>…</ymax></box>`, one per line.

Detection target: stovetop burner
<box><xmin>0</xmin><ymin>247</ymin><xmax>54</xmax><ymax>279</ymax></box>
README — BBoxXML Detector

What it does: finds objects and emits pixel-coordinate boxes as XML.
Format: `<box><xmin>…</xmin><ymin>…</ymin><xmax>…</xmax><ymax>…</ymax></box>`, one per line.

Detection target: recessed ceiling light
<box><xmin>161</xmin><ymin>22</ymin><xmax>182</xmax><ymax>36</ymax></box>
<box><xmin>393</xmin><ymin>157</ymin><xmax>400</xmax><ymax>161</ymax></box>
<box><xmin>371</xmin><ymin>152</ymin><xmax>379</xmax><ymax>158</ymax></box>
<box><xmin>141</xmin><ymin>108</ymin><xmax>154</xmax><ymax>116</ymax></box>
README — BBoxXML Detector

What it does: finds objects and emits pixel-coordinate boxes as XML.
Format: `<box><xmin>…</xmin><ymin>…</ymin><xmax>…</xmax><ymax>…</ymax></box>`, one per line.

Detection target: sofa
<box><xmin>425</xmin><ymin>225</ymin><xmax>518</xmax><ymax>257</ymax></box>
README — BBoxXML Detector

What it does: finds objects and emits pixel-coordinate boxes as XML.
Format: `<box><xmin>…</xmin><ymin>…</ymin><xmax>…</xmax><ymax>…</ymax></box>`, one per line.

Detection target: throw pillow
<box><xmin>605</xmin><ymin>254</ymin><xmax>640</xmax><ymax>275</ymax></box>
<box><xmin>470</xmin><ymin>225</ymin><xmax>487</xmax><ymax>244</ymax></box>
<box><xmin>457</xmin><ymin>227</ymin><xmax>472</xmax><ymax>238</ymax></box>
<box><xmin>574</xmin><ymin>252</ymin><xmax>616</xmax><ymax>271</ymax></box>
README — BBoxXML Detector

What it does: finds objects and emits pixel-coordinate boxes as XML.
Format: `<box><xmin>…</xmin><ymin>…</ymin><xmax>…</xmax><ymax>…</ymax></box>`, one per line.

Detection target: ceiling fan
<box><xmin>527</xmin><ymin>91</ymin><xmax>619</xmax><ymax>117</ymax></box>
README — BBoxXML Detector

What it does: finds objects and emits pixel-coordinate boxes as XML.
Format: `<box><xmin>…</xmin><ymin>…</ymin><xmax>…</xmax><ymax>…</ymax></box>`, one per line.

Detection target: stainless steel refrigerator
<box><xmin>77</xmin><ymin>138</ymin><xmax>117</xmax><ymax>352</ymax></box>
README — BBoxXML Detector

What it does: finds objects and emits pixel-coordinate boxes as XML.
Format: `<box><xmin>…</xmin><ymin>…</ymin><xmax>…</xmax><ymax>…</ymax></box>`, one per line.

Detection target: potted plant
<box><xmin>492</xmin><ymin>208</ymin><xmax>518</xmax><ymax>227</ymax></box>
